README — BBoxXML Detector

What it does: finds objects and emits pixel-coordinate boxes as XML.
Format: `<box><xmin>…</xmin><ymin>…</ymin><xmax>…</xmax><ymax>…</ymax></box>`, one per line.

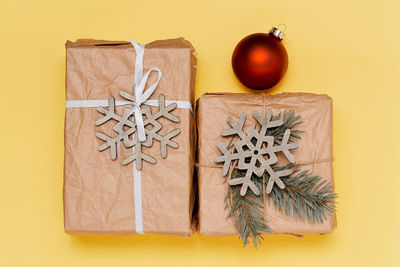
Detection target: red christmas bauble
<box><xmin>232</xmin><ymin>28</ymin><xmax>288</xmax><ymax>90</ymax></box>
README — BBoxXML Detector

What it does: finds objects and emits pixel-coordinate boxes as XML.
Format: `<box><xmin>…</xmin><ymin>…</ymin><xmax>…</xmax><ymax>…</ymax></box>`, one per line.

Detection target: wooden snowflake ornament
<box><xmin>95</xmin><ymin>93</ymin><xmax>181</xmax><ymax>170</ymax></box>
<box><xmin>214</xmin><ymin>109</ymin><xmax>299</xmax><ymax>196</ymax></box>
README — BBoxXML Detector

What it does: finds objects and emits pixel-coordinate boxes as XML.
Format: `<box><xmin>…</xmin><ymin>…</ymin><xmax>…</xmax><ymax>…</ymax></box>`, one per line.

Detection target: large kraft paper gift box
<box><xmin>64</xmin><ymin>38</ymin><xmax>196</xmax><ymax>236</ymax></box>
<box><xmin>196</xmin><ymin>92</ymin><xmax>337</xmax><ymax>236</ymax></box>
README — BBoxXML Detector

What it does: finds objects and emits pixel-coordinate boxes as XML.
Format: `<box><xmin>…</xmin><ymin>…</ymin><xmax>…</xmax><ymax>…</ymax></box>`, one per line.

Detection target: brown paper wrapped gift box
<box><xmin>196</xmin><ymin>92</ymin><xmax>337</xmax><ymax>236</ymax></box>
<box><xmin>64</xmin><ymin>38</ymin><xmax>196</xmax><ymax>236</ymax></box>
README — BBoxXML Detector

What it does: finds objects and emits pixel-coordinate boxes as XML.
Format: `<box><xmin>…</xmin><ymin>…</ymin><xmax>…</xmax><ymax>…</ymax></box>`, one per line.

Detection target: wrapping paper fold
<box><xmin>196</xmin><ymin>92</ymin><xmax>337</xmax><ymax>236</ymax></box>
<box><xmin>64</xmin><ymin>38</ymin><xmax>196</xmax><ymax>236</ymax></box>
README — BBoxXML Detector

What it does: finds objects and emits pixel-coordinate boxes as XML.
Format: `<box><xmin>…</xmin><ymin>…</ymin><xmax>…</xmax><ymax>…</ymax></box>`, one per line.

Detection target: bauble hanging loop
<box><xmin>231</xmin><ymin>25</ymin><xmax>289</xmax><ymax>90</ymax></box>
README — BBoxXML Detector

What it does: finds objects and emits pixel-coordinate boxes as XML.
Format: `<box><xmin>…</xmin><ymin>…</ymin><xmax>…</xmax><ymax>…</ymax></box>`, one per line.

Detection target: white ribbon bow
<box><xmin>127</xmin><ymin>39</ymin><xmax>162</xmax><ymax>142</ymax></box>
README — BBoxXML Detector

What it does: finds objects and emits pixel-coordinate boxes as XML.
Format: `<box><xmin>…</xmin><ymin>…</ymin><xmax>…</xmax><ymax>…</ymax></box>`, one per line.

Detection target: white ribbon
<box><xmin>65</xmin><ymin>99</ymin><xmax>193</xmax><ymax>111</ymax></box>
<box><xmin>65</xmin><ymin>39</ymin><xmax>193</xmax><ymax>235</ymax></box>
<box><xmin>132</xmin><ymin>137</ymin><xmax>144</xmax><ymax>234</ymax></box>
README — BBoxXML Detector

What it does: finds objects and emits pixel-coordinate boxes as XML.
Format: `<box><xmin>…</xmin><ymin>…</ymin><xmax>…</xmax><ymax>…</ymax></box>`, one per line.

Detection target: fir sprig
<box><xmin>268</xmin><ymin>111</ymin><xmax>304</xmax><ymax>143</ymax></box>
<box><xmin>225</xmin><ymin>171</ymin><xmax>272</xmax><ymax>248</ymax></box>
<box><xmin>267</xmin><ymin>165</ymin><xmax>337</xmax><ymax>223</ymax></box>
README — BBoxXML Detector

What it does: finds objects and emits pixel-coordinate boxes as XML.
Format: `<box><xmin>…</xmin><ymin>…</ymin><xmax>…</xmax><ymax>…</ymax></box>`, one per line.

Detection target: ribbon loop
<box><xmin>128</xmin><ymin>39</ymin><xmax>162</xmax><ymax>142</ymax></box>
<box><xmin>140</xmin><ymin>67</ymin><xmax>162</xmax><ymax>102</ymax></box>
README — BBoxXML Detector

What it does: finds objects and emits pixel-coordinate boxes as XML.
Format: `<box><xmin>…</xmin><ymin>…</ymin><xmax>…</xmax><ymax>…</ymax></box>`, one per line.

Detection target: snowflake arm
<box><xmin>119</xmin><ymin>90</ymin><xmax>136</xmax><ymax>102</ymax></box>
<box><xmin>121</xmin><ymin>135</ymin><xmax>156</xmax><ymax>170</ymax></box>
<box><xmin>157</xmin><ymin>94</ymin><xmax>180</xmax><ymax>123</ymax></box>
<box><xmin>228</xmin><ymin>168</ymin><xmax>260</xmax><ymax>196</ymax></box>
<box><xmin>214</xmin><ymin>142</ymin><xmax>244</xmax><ymax>176</ymax></box>
<box><xmin>96</xmin><ymin>132</ymin><xmax>118</xmax><ymax>160</ymax></box>
<box><xmin>96</xmin><ymin>97</ymin><xmax>120</xmax><ymax>126</ymax></box>
<box><xmin>264</xmin><ymin>166</ymin><xmax>293</xmax><ymax>194</ymax></box>
<box><xmin>276</xmin><ymin>129</ymin><xmax>298</xmax><ymax>163</ymax></box>
<box><xmin>221</xmin><ymin>112</ymin><xmax>247</xmax><ymax>140</ymax></box>
<box><xmin>252</xmin><ymin>109</ymin><xmax>283</xmax><ymax>136</ymax></box>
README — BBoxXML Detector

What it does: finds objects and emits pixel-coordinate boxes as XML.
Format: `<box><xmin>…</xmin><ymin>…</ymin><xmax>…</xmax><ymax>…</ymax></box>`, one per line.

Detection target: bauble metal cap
<box><xmin>270</xmin><ymin>27</ymin><xmax>284</xmax><ymax>40</ymax></box>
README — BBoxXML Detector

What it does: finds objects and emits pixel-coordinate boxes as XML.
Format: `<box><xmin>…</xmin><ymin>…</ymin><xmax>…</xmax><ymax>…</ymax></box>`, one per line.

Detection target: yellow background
<box><xmin>1</xmin><ymin>0</ymin><xmax>399</xmax><ymax>266</ymax></box>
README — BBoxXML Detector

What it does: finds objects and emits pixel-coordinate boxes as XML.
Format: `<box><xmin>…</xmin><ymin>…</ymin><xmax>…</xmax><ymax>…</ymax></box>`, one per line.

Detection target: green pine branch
<box><xmin>268</xmin><ymin>110</ymin><xmax>304</xmax><ymax>144</ymax></box>
<box><xmin>267</xmin><ymin>165</ymin><xmax>337</xmax><ymax>223</ymax></box>
<box><xmin>225</xmin><ymin>170</ymin><xmax>272</xmax><ymax>248</ymax></box>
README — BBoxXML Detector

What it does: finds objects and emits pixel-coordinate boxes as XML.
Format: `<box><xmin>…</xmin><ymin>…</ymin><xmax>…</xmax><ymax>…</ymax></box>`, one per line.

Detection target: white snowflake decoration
<box><xmin>214</xmin><ymin>110</ymin><xmax>299</xmax><ymax>196</ymax></box>
<box><xmin>95</xmin><ymin>92</ymin><xmax>181</xmax><ymax>170</ymax></box>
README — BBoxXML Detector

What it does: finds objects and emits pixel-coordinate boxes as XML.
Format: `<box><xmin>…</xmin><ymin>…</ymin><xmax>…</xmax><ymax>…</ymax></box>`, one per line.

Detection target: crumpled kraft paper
<box><xmin>196</xmin><ymin>92</ymin><xmax>337</xmax><ymax>236</ymax></box>
<box><xmin>64</xmin><ymin>38</ymin><xmax>196</xmax><ymax>236</ymax></box>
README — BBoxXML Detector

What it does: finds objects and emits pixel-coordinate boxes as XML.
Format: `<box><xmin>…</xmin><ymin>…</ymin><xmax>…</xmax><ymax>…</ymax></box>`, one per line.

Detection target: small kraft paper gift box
<box><xmin>196</xmin><ymin>92</ymin><xmax>337</xmax><ymax>246</ymax></box>
<box><xmin>64</xmin><ymin>38</ymin><xmax>196</xmax><ymax>236</ymax></box>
